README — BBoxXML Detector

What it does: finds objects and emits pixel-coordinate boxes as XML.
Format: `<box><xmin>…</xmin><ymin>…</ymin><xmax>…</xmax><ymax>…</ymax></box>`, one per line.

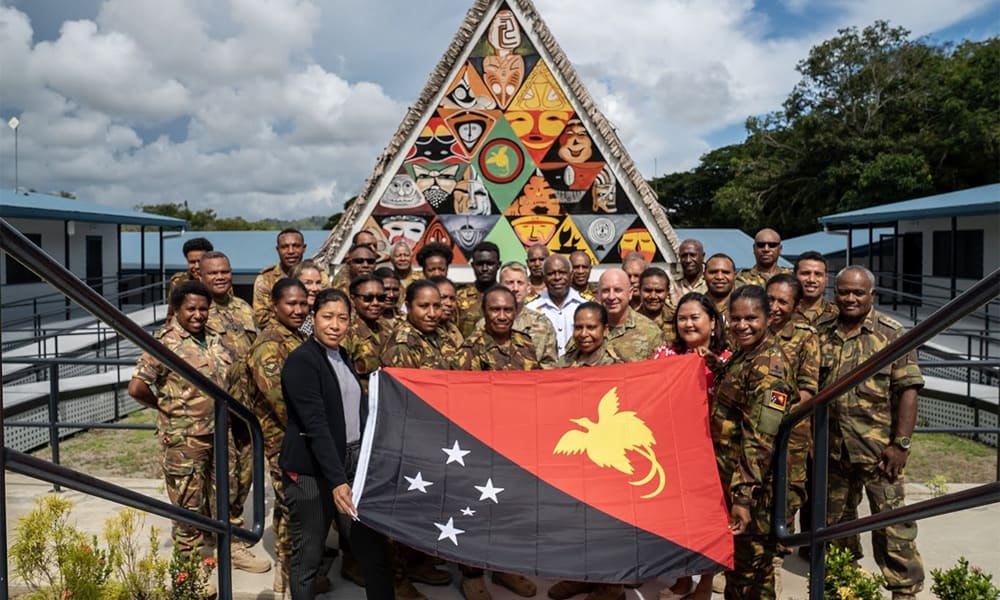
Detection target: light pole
<box><xmin>8</xmin><ymin>116</ymin><xmax>20</xmax><ymax>192</ymax></box>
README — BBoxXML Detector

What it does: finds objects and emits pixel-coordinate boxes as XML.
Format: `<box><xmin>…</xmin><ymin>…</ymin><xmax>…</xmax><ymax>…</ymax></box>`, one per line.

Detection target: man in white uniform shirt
<box><xmin>526</xmin><ymin>254</ymin><xmax>586</xmax><ymax>355</ymax></box>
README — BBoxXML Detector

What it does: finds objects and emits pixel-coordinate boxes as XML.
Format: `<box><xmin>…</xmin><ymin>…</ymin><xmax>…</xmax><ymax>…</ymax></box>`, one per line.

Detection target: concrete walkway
<box><xmin>3</xmin><ymin>474</ymin><xmax>997</xmax><ymax>599</ymax></box>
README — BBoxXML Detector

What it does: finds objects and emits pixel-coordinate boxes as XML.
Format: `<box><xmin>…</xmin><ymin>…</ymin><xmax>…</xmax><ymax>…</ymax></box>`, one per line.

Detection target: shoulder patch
<box><xmin>793</xmin><ymin>322</ymin><xmax>817</xmax><ymax>333</ymax></box>
<box><xmin>877</xmin><ymin>313</ymin><xmax>904</xmax><ymax>330</ymax></box>
<box><xmin>768</xmin><ymin>389</ymin><xmax>789</xmax><ymax>411</ymax></box>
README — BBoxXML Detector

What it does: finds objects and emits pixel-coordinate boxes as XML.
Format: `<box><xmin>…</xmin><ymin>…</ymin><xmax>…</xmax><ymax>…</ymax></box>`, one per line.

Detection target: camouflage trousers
<box><xmin>267</xmin><ymin>450</ymin><xmax>292</xmax><ymax>580</ymax></box>
<box><xmin>725</xmin><ymin>534</ymin><xmax>777</xmax><ymax>600</ymax></box>
<box><xmin>227</xmin><ymin>419</ymin><xmax>253</xmax><ymax>529</ymax></box>
<box><xmin>827</xmin><ymin>454</ymin><xmax>924</xmax><ymax>595</ymax></box>
<box><xmin>162</xmin><ymin>432</ymin><xmax>214</xmax><ymax>554</ymax></box>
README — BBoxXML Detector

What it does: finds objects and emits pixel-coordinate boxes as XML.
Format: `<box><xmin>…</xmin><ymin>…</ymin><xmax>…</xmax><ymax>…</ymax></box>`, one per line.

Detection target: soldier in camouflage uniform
<box><xmin>455</xmin><ymin>286</ymin><xmax>540</xmax><ymax>600</ymax></box>
<box><xmin>595</xmin><ymin>268</ymin><xmax>664</xmax><ymax>361</ymax></box>
<box><xmin>705</xmin><ymin>254</ymin><xmax>737</xmax><ymax>350</ymax></box>
<box><xmin>490</xmin><ymin>262</ymin><xmax>559</xmax><ymax>368</ymax></box>
<box><xmin>331</xmin><ymin>243</ymin><xmax>379</xmax><ymax>294</ymax></box>
<box><xmin>128</xmin><ymin>281</ymin><xmax>233</xmax><ymax>557</ymax></box>
<box><xmin>456</xmin><ymin>242</ymin><xmax>501</xmax><ymax>338</ymax></box>
<box><xmin>198</xmin><ymin>252</ymin><xmax>271</xmax><ymax>573</ymax></box>
<box><xmin>416</xmin><ymin>242</ymin><xmax>453</xmax><ymax>279</ymax></box>
<box><xmin>557</xmin><ymin>303</ymin><xmax>624</xmax><ymax>367</ymax></box>
<box><xmin>431</xmin><ymin>275</ymin><xmax>466</xmax><ymax>349</ymax></box>
<box><xmin>637</xmin><ymin>267</ymin><xmax>675</xmax><ymax>342</ymax></box>
<box><xmin>710</xmin><ymin>285</ymin><xmax>796</xmax><ymax>600</ymax></box>
<box><xmin>525</xmin><ymin>244</ymin><xmax>550</xmax><ymax>303</ymax></box>
<box><xmin>735</xmin><ymin>229</ymin><xmax>792</xmax><ymax>288</ymax></box>
<box><xmin>390</xmin><ymin>241</ymin><xmax>422</xmax><ymax>297</ymax></box>
<box><xmin>766</xmin><ymin>275</ymin><xmax>820</xmax><ymax>554</ymax></box>
<box><xmin>246</xmin><ymin>278</ymin><xmax>310</xmax><ymax>591</ymax></box>
<box><xmin>166</xmin><ymin>237</ymin><xmax>213</xmax><ymax>319</ymax></box>
<box><xmin>793</xmin><ymin>251</ymin><xmax>839</xmax><ymax>328</ymax></box>
<box><xmin>669</xmin><ymin>239</ymin><xmax>708</xmax><ymax>306</ymax></box>
<box><xmin>253</xmin><ymin>229</ymin><xmax>329</xmax><ymax>328</ymax></box>
<box><xmin>569</xmin><ymin>250</ymin><xmax>597</xmax><ymax>301</ymax></box>
<box><xmin>375</xmin><ymin>266</ymin><xmax>404</xmax><ymax>319</ymax></box>
<box><xmin>820</xmin><ymin>266</ymin><xmax>924</xmax><ymax>600</ymax></box>
<box><xmin>343</xmin><ymin>275</ymin><xmax>390</xmax><ymax>397</ymax></box>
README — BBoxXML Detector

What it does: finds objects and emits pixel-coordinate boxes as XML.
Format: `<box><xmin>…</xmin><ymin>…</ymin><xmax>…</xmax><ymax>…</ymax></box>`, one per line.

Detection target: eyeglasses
<box><xmin>353</xmin><ymin>293</ymin><xmax>388</xmax><ymax>303</ymax></box>
<box><xmin>755</xmin><ymin>241</ymin><xmax>780</xmax><ymax>249</ymax></box>
<box><xmin>351</xmin><ymin>257</ymin><xmax>377</xmax><ymax>265</ymax></box>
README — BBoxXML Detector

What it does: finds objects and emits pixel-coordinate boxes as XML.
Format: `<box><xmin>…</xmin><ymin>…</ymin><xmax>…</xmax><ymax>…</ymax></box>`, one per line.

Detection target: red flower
<box><xmin>175</xmin><ymin>571</ymin><xmax>188</xmax><ymax>583</ymax></box>
<box><xmin>202</xmin><ymin>557</ymin><xmax>217</xmax><ymax>569</ymax></box>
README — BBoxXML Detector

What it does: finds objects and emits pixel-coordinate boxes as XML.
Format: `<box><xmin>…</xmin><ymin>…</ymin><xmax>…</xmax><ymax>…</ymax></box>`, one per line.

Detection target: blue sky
<box><xmin>1</xmin><ymin>0</ymin><xmax>997</xmax><ymax>219</ymax></box>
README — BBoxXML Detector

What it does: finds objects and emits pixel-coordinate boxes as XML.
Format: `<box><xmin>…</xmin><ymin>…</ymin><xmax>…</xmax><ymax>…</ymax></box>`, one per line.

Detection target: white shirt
<box><xmin>325</xmin><ymin>346</ymin><xmax>362</xmax><ymax>444</ymax></box>
<box><xmin>526</xmin><ymin>288</ymin><xmax>586</xmax><ymax>355</ymax></box>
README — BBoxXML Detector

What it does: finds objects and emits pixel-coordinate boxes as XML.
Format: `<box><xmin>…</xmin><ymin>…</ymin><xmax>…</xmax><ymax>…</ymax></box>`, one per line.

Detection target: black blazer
<box><xmin>278</xmin><ymin>338</ymin><xmax>368</xmax><ymax>487</ymax></box>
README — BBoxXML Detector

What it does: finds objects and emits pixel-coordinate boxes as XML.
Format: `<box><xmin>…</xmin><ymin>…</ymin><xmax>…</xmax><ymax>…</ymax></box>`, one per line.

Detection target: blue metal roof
<box><xmin>0</xmin><ymin>190</ymin><xmax>188</xmax><ymax>228</ymax></box>
<box><xmin>674</xmin><ymin>228</ymin><xmax>791</xmax><ymax>270</ymax></box>
<box><xmin>121</xmin><ymin>230</ymin><xmax>331</xmax><ymax>275</ymax></box>
<box><xmin>818</xmin><ymin>184</ymin><xmax>1000</xmax><ymax>227</ymax></box>
<box><xmin>781</xmin><ymin>228</ymin><xmax>894</xmax><ymax>259</ymax></box>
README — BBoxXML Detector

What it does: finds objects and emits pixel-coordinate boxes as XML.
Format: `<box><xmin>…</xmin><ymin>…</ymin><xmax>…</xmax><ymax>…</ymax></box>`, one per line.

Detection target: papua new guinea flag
<box><xmin>351</xmin><ymin>354</ymin><xmax>733</xmax><ymax>582</ymax></box>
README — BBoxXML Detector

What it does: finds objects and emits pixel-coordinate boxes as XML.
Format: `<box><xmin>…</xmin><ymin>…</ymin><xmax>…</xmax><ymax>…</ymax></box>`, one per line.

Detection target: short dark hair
<box><xmin>405</xmin><ymin>279</ymin><xmax>439</xmax><ymax>304</ymax></box>
<box><xmin>313</xmin><ymin>288</ymin><xmax>351</xmax><ymax>316</ymax></box>
<box><xmin>671</xmin><ymin>292</ymin><xmax>727</xmax><ymax>355</ymax></box>
<box><xmin>706</xmin><ymin>253</ymin><xmax>736</xmax><ymax>271</ymax></box>
<box><xmin>373</xmin><ymin>266</ymin><xmax>399</xmax><ymax>282</ymax></box>
<box><xmin>766</xmin><ymin>273</ymin><xmax>803</xmax><ymax>304</ymax></box>
<box><xmin>277</xmin><ymin>228</ymin><xmax>303</xmax><ymax>244</ymax></box>
<box><xmin>575</xmin><ymin>301</ymin><xmax>608</xmax><ymax>326</ymax></box>
<box><xmin>729</xmin><ymin>284</ymin><xmax>767</xmax><ymax>314</ymax></box>
<box><xmin>481</xmin><ymin>284</ymin><xmax>515</xmax><ymax>312</ymax></box>
<box><xmin>182</xmin><ymin>237</ymin><xmax>213</xmax><ymax>256</ymax></box>
<box><xmin>349</xmin><ymin>274</ymin><xmax>383</xmax><ymax>295</ymax></box>
<box><xmin>271</xmin><ymin>277</ymin><xmax>306</xmax><ymax>302</ymax></box>
<box><xmin>352</xmin><ymin>229</ymin><xmax>377</xmax><ymax>244</ymax></box>
<box><xmin>794</xmin><ymin>250</ymin><xmax>828</xmax><ymax>272</ymax></box>
<box><xmin>416</xmin><ymin>242</ymin><xmax>453</xmax><ymax>267</ymax></box>
<box><xmin>348</xmin><ymin>243</ymin><xmax>377</xmax><ymax>257</ymax></box>
<box><xmin>471</xmin><ymin>241</ymin><xmax>500</xmax><ymax>260</ymax></box>
<box><xmin>170</xmin><ymin>280</ymin><xmax>212</xmax><ymax>309</ymax></box>
<box><xmin>428</xmin><ymin>275</ymin><xmax>457</xmax><ymax>292</ymax></box>
<box><xmin>639</xmin><ymin>267</ymin><xmax>669</xmax><ymax>286</ymax></box>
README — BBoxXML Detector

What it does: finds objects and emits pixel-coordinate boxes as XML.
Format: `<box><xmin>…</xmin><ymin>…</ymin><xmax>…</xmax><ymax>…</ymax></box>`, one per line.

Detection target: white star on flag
<box><xmin>475</xmin><ymin>478</ymin><xmax>504</xmax><ymax>503</ymax></box>
<box><xmin>404</xmin><ymin>472</ymin><xmax>434</xmax><ymax>493</ymax></box>
<box><xmin>460</xmin><ymin>506</ymin><xmax>476</xmax><ymax>516</ymax></box>
<box><xmin>434</xmin><ymin>517</ymin><xmax>465</xmax><ymax>546</ymax></box>
<box><xmin>441</xmin><ymin>440</ymin><xmax>471</xmax><ymax>466</ymax></box>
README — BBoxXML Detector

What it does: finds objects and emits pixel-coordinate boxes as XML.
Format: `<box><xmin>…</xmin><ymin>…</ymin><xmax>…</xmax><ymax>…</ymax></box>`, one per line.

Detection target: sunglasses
<box><xmin>351</xmin><ymin>257</ymin><xmax>377</xmax><ymax>265</ymax></box>
<box><xmin>353</xmin><ymin>293</ymin><xmax>388</xmax><ymax>303</ymax></box>
<box><xmin>755</xmin><ymin>241</ymin><xmax>780</xmax><ymax>249</ymax></box>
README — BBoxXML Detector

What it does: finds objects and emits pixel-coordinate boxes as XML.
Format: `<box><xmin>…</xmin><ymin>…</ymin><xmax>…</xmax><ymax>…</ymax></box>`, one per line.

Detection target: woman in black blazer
<box><xmin>279</xmin><ymin>288</ymin><xmax>392</xmax><ymax>600</ymax></box>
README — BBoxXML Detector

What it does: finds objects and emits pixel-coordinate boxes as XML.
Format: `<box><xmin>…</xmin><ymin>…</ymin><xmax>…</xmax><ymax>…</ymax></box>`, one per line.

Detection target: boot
<box><xmin>462</xmin><ymin>576</ymin><xmax>494</xmax><ymax>600</ymax></box>
<box><xmin>584</xmin><ymin>584</ymin><xmax>624</xmax><ymax>600</ymax></box>
<box><xmin>408</xmin><ymin>559</ymin><xmax>453</xmax><ymax>586</ymax></box>
<box><xmin>231</xmin><ymin>541</ymin><xmax>272</xmax><ymax>573</ymax></box>
<box><xmin>492</xmin><ymin>572</ymin><xmax>537</xmax><ymax>597</ymax></box>
<box><xmin>395</xmin><ymin>577</ymin><xmax>429</xmax><ymax>600</ymax></box>
<box><xmin>547</xmin><ymin>581</ymin><xmax>595</xmax><ymax>600</ymax></box>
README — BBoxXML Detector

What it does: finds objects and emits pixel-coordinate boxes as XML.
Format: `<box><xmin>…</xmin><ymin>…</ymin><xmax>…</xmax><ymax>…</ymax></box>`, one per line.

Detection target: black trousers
<box><xmin>284</xmin><ymin>444</ymin><xmax>392</xmax><ymax>600</ymax></box>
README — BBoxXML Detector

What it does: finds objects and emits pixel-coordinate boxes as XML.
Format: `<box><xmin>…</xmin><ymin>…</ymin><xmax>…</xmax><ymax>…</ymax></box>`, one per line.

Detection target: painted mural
<box><xmin>371</xmin><ymin>2</ymin><xmax>664</xmax><ymax>266</ymax></box>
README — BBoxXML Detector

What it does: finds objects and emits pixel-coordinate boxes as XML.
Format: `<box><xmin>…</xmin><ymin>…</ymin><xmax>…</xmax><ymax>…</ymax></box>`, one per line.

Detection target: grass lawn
<box><xmin>29</xmin><ymin>410</ymin><xmax>998</xmax><ymax>485</ymax></box>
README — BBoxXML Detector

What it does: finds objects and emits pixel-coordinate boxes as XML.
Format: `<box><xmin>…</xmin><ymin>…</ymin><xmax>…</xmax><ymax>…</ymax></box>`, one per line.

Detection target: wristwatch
<box><xmin>893</xmin><ymin>436</ymin><xmax>912</xmax><ymax>451</ymax></box>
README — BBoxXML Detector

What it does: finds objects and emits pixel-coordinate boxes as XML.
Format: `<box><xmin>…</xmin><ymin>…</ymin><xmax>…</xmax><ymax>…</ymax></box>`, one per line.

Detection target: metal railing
<box><xmin>772</xmin><ymin>268</ymin><xmax>1000</xmax><ymax>599</ymax></box>
<box><xmin>1</xmin><ymin>219</ymin><xmax>265</xmax><ymax>600</ymax></box>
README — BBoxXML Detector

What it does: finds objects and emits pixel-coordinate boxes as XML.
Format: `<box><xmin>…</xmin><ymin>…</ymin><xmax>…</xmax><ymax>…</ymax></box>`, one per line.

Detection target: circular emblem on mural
<box><xmin>587</xmin><ymin>217</ymin><xmax>616</xmax><ymax>245</ymax></box>
<box><xmin>478</xmin><ymin>139</ymin><xmax>524</xmax><ymax>184</ymax></box>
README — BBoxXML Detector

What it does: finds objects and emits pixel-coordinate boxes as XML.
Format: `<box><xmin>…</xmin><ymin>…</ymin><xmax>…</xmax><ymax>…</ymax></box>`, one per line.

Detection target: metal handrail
<box><xmin>0</xmin><ymin>219</ymin><xmax>264</xmax><ymax>600</ymax></box>
<box><xmin>771</xmin><ymin>268</ymin><xmax>1000</xmax><ymax>599</ymax></box>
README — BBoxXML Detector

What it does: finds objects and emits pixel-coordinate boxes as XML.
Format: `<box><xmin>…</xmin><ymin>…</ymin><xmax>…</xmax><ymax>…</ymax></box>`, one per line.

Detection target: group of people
<box><xmin>129</xmin><ymin>226</ymin><xmax>925</xmax><ymax>600</ymax></box>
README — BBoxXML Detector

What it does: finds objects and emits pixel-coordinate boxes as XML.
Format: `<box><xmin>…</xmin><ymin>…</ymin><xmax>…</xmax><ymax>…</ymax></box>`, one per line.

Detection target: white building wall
<box><xmin>897</xmin><ymin>214</ymin><xmax>1000</xmax><ymax>297</ymax></box>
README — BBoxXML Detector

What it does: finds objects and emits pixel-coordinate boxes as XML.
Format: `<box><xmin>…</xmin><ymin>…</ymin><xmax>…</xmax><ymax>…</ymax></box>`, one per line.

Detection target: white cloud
<box><xmin>0</xmin><ymin>0</ymin><xmax>995</xmax><ymax>220</ymax></box>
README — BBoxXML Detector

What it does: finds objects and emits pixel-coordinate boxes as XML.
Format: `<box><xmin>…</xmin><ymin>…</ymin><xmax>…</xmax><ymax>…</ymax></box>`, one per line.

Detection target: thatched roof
<box><xmin>314</xmin><ymin>0</ymin><xmax>679</xmax><ymax>270</ymax></box>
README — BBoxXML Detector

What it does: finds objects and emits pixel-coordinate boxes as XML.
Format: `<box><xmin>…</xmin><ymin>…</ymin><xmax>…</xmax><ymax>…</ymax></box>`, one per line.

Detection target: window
<box><xmin>932</xmin><ymin>230</ymin><xmax>983</xmax><ymax>279</ymax></box>
<box><xmin>4</xmin><ymin>233</ymin><xmax>42</xmax><ymax>284</ymax></box>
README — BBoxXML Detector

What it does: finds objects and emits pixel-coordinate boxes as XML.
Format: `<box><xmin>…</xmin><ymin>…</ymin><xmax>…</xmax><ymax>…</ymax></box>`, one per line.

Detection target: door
<box><xmin>86</xmin><ymin>235</ymin><xmax>104</xmax><ymax>295</ymax></box>
<box><xmin>900</xmin><ymin>232</ymin><xmax>922</xmax><ymax>305</ymax></box>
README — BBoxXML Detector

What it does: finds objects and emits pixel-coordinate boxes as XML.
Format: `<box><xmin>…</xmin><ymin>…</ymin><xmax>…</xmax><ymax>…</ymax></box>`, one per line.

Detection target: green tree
<box><xmin>650</xmin><ymin>144</ymin><xmax>745</xmax><ymax>228</ymax></box>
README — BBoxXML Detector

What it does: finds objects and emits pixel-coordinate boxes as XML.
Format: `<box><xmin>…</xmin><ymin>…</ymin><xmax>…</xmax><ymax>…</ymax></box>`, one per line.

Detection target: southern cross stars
<box><xmin>404</xmin><ymin>472</ymin><xmax>434</xmax><ymax>493</ymax></box>
<box><xmin>434</xmin><ymin>517</ymin><xmax>465</xmax><ymax>546</ymax></box>
<box><xmin>475</xmin><ymin>478</ymin><xmax>504</xmax><ymax>503</ymax></box>
<box><xmin>460</xmin><ymin>506</ymin><xmax>476</xmax><ymax>516</ymax></box>
<box><xmin>441</xmin><ymin>440</ymin><xmax>470</xmax><ymax>466</ymax></box>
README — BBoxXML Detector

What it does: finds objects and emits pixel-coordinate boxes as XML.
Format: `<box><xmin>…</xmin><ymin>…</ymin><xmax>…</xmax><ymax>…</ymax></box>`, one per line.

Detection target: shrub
<box><xmin>931</xmin><ymin>557</ymin><xmax>1000</xmax><ymax>600</ymax></box>
<box><xmin>102</xmin><ymin>509</ymin><xmax>171</xmax><ymax>599</ymax></box>
<box><xmin>168</xmin><ymin>545</ymin><xmax>216</xmax><ymax>600</ymax></box>
<box><xmin>824</xmin><ymin>545</ymin><xmax>886</xmax><ymax>600</ymax></box>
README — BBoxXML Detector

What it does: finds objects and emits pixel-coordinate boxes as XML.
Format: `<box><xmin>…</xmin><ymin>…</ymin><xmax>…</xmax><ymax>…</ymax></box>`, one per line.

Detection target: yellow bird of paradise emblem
<box><xmin>553</xmin><ymin>387</ymin><xmax>666</xmax><ymax>499</ymax></box>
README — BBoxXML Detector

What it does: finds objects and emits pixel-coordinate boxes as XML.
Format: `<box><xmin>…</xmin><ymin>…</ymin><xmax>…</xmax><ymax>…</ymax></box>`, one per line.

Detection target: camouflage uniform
<box><xmin>247</xmin><ymin>321</ymin><xmax>307</xmax><ymax>579</ymax></box>
<box><xmin>439</xmin><ymin>318</ymin><xmax>466</xmax><ymax>349</ymax></box>
<box><xmin>381</xmin><ymin>319</ymin><xmax>461</xmax><ymax>370</ymax></box>
<box><xmin>793</xmin><ymin>297</ymin><xmax>839</xmax><ymax>328</ymax></box>
<box><xmin>252</xmin><ymin>263</ymin><xmax>330</xmax><ymax>328</ymax></box>
<box><xmin>343</xmin><ymin>315</ymin><xmax>389</xmax><ymax>398</ymax></box>
<box><xmin>167</xmin><ymin>271</ymin><xmax>197</xmax><ymax>298</ymax></box>
<box><xmin>711</xmin><ymin>295</ymin><xmax>732</xmax><ymax>351</ymax></box>
<box><xmin>456</xmin><ymin>285</ymin><xmax>486</xmax><ymax>339</ymax></box>
<box><xmin>207</xmin><ymin>294</ymin><xmax>258</xmax><ymax>531</ymax></box>
<box><xmin>604</xmin><ymin>310</ymin><xmax>665</xmax><ymax>362</ymax></box>
<box><xmin>819</xmin><ymin>310</ymin><xmax>925</xmax><ymax>595</ymax></box>
<box><xmin>640</xmin><ymin>309</ymin><xmax>675</xmax><ymax>344</ymax></box>
<box><xmin>772</xmin><ymin>320</ymin><xmax>820</xmax><ymax>522</ymax></box>
<box><xmin>570</xmin><ymin>283</ymin><xmax>597</xmax><ymax>302</ymax></box>
<box><xmin>735</xmin><ymin>266</ymin><xmax>792</xmax><ymax>289</ymax></box>
<box><xmin>711</xmin><ymin>336</ymin><xmax>796</xmax><ymax>600</ymax></box>
<box><xmin>668</xmin><ymin>273</ymin><xmax>707</xmax><ymax>306</ymax></box>
<box><xmin>330</xmin><ymin>264</ymin><xmax>353</xmax><ymax>294</ymax></box>
<box><xmin>473</xmin><ymin>308</ymin><xmax>559</xmax><ymax>369</ymax></box>
<box><xmin>458</xmin><ymin>330</ymin><xmax>541</xmax><ymax>371</ymax></box>
<box><xmin>558</xmin><ymin>342</ymin><xmax>624</xmax><ymax>367</ymax></box>
<box><xmin>132</xmin><ymin>321</ymin><xmax>234</xmax><ymax>554</ymax></box>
